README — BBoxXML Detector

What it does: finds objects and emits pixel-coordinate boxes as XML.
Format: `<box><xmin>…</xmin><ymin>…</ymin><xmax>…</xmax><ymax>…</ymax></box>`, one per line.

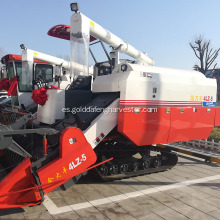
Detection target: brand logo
<box><xmin>69</xmin><ymin>138</ymin><xmax>76</xmax><ymax>144</ymax></box>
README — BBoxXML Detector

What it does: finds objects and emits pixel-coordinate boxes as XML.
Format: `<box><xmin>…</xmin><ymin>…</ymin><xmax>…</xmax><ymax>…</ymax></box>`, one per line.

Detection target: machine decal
<box><xmin>190</xmin><ymin>95</ymin><xmax>203</xmax><ymax>101</ymax></box>
<box><xmin>69</xmin><ymin>154</ymin><xmax>87</xmax><ymax>170</ymax></box>
<box><xmin>63</xmin><ymin>167</ymin><xmax>68</xmax><ymax>174</ymax></box>
<box><xmin>203</xmin><ymin>102</ymin><xmax>216</xmax><ymax>107</ymax></box>
<box><xmin>203</xmin><ymin>96</ymin><xmax>213</xmax><ymax>101</ymax></box>
<box><xmin>140</xmin><ymin>72</ymin><xmax>153</xmax><ymax>78</ymax></box>
<box><xmin>119</xmin><ymin>100</ymin><xmax>203</xmax><ymax>107</ymax></box>
<box><xmin>47</xmin><ymin>152</ymin><xmax>88</xmax><ymax>183</ymax></box>
<box><xmin>190</xmin><ymin>95</ymin><xmax>213</xmax><ymax>102</ymax></box>
<box><xmin>94</xmin><ymin>137</ymin><xmax>100</xmax><ymax>145</ymax></box>
<box><xmin>90</xmin><ymin>21</ymin><xmax>95</xmax><ymax>27</ymax></box>
<box><xmin>56</xmin><ymin>173</ymin><xmax>62</xmax><ymax>179</ymax></box>
<box><xmin>93</xmin><ymin>132</ymin><xmax>105</xmax><ymax>145</ymax></box>
<box><xmin>140</xmin><ymin>72</ymin><xmax>147</xmax><ymax>77</ymax></box>
<box><xmin>189</xmin><ymin>96</ymin><xmax>216</xmax><ymax>107</ymax></box>
<box><xmin>69</xmin><ymin>138</ymin><xmax>76</xmax><ymax>144</ymax></box>
<box><xmin>48</xmin><ymin>178</ymin><xmax>54</xmax><ymax>183</ymax></box>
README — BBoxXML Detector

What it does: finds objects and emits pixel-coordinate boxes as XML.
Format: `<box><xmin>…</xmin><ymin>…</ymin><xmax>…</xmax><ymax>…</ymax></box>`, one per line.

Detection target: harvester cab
<box><xmin>0</xmin><ymin>3</ymin><xmax>220</xmax><ymax>209</ymax></box>
<box><xmin>0</xmin><ymin>51</ymin><xmax>71</xmax><ymax>110</ymax></box>
<box><xmin>0</xmin><ymin>54</ymin><xmax>54</xmax><ymax>109</ymax></box>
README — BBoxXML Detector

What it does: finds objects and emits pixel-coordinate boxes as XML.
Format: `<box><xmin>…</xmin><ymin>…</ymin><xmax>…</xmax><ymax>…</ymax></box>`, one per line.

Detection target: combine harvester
<box><xmin>0</xmin><ymin>3</ymin><xmax>220</xmax><ymax>209</ymax></box>
<box><xmin>0</xmin><ymin>52</ymin><xmax>72</xmax><ymax>110</ymax></box>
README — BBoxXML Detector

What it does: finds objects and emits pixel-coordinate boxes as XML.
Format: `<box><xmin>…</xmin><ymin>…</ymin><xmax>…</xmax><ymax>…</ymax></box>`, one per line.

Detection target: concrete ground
<box><xmin>0</xmin><ymin>153</ymin><xmax>220</xmax><ymax>220</ymax></box>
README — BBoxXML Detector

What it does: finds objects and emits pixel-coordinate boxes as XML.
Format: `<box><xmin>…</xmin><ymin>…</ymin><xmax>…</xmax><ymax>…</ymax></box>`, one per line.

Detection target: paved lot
<box><xmin>0</xmin><ymin>153</ymin><xmax>220</xmax><ymax>220</ymax></box>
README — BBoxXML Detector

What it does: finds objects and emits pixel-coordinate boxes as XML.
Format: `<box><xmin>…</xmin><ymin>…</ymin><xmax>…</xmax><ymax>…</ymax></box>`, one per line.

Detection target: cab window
<box><xmin>6</xmin><ymin>62</ymin><xmax>15</xmax><ymax>79</ymax></box>
<box><xmin>15</xmin><ymin>62</ymin><xmax>32</xmax><ymax>92</ymax></box>
<box><xmin>35</xmin><ymin>64</ymin><xmax>53</xmax><ymax>82</ymax></box>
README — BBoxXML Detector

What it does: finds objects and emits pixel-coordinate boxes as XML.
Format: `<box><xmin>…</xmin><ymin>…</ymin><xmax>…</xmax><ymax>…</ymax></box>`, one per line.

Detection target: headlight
<box><xmin>70</xmin><ymin>3</ymin><xmax>79</xmax><ymax>12</ymax></box>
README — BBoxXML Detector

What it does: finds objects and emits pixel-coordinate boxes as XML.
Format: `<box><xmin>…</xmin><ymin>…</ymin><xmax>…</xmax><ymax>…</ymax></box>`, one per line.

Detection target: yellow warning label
<box><xmin>33</xmin><ymin>52</ymin><xmax>38</xmax><ymax>56</ymax></box>
<box><xmin>90</xmin><ymin>21</ymin><xmax>95</xmax><ymax>27</ymax></box>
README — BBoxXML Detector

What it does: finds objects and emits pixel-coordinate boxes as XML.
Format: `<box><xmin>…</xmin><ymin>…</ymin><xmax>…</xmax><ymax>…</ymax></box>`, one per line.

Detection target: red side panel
<box><xmin>37</xmin><ymin>127</ymin><xmax>97</xmax><ymax>194</ymax></box>
<box><xmin>214</xmin><ymin>107</ymin><xmax>220</xmax><ymax>126</ymax></box>
<box><xmin>47</xmin><ymin>24</ymin><xmax>96</xmax><ymax>42</ymax></box>
<box><xmin>118</xmin><ymin>106</ymin><xmax>216</xmax><ymax>146</ymax></box>
<box><xmin>168</xmin><ymin>107</ymin><xmax>215</xmax><ymax>142</ymax></box>
<box><xmin>118</xmin><ymin>107</ymin><xmax>170</xmax><ymax>146</ymax></box>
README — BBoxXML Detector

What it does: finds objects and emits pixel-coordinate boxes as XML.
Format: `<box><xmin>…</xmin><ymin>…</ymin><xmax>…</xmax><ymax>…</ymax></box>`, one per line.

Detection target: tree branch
<box><xmin>190</xmin><ymin>43</ymin><xmax>200</xmax><ymax>59</ymax></box>
<box><xmin>190</xmin><ymin>36</ymin><xmax>220</xmax><ymax>75</ymax></box>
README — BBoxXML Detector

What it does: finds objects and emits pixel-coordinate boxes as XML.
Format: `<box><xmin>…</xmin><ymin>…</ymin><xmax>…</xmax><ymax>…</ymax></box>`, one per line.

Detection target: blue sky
<box><xmin>1</xmin><ymin>0</ymin><xmax>220</xmax><ymax>70</ymax></box>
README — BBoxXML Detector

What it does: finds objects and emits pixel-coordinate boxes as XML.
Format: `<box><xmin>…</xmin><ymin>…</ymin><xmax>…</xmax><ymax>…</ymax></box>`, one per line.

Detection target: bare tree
<box><xmin>0</xmin><ymin>47</ymin><xmax>5</xmax><ymax>68</ymax></box>
<box><xmin>190</xmin><ymin>36</ymin><xmax>220</xmax><ymax>76</ymax></box>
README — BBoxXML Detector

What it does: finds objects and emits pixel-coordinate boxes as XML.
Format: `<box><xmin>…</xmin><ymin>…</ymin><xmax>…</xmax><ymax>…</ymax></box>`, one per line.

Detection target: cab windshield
<box><xmin>15</xmin><ymin>62</ymin><xmax>32</xmax><ymax>92</ymax></box>
<box><xmin>6</xmin><ymin>62</ymin><xmax>15</xmax><ymax>79</ymax></box>
<box><xmin>6</xmin><ymin>62</ymin><xmax>19</xmax><ymax>105</ymax></box>
<box><xmin>7</xmin><ymin>61</ymin><xmax>53</xmax><ymax>92</ymax></box>
<box><xmin>34</xmin><ymin>64</ymin><xmax>53</xmax><ymax>83</ymax></box>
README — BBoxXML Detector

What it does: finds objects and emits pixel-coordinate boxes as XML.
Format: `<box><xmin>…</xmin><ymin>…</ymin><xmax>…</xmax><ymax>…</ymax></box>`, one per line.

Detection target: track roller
<box><xmin>109</xmin><ymin>165</ymin><xmax>118</xmax><ymax>175</ymax></box>
<box><xmin>141</xmin><ymin>160</ymin><xmax>150</xmax><ymax>170</ymax></box>
<box><xmin>153</xmin><ymin>157</ymin><xmax>161</xmax><ymax>168</ymax></box>
<box><xmin>120</xmin><ymin>164</ymin><xmax>129</xmax><ymax>173</ymax></box>
<box><xmin>132</xmin><ymin>162</ymin><xmax>139</xmax><ymax>171</ymax></box>
<box><xmin>99</xmin><ymin>166</ymin><xmax>108</xmax><ymax>176</ymax></box>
